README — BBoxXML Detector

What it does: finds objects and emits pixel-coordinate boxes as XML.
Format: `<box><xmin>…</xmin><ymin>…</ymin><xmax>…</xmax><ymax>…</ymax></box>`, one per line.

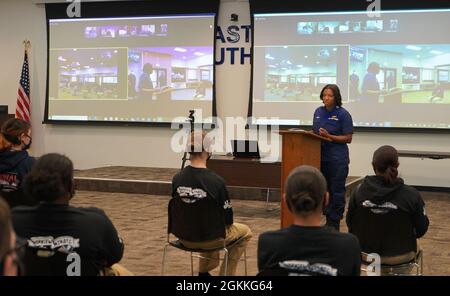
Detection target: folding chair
<box><xmin>161</xmin><ymin>197</ymin><xmax>247</xmax><ymax>276</ymax></box>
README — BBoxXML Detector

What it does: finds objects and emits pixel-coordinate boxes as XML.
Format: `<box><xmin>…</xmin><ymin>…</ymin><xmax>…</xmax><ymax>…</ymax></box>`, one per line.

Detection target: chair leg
<box><xmin>418</xmin><ymin>250</ymin><xmax>423</xmax><ymax>276</ymax></box>
<box><xmin>223</xmin><ymin>248</ymin><xmax>229</xmax><ymax>276</ymax></box>
<box><xmin>161</xmin><ymin>243</ymin><xmax>170</xmax><ymax>275</ymax></box>
<box><xmin>190</xmin><ymin>252</ymin><xmax>194</xmax><ymax>276</ymax></box>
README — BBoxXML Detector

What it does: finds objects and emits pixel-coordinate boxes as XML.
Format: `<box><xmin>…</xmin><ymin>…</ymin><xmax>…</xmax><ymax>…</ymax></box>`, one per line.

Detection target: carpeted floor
<box><xmin>71</xmin><ymin>191</ymin><xmax>450</xmax><ymax>276</ymax></box>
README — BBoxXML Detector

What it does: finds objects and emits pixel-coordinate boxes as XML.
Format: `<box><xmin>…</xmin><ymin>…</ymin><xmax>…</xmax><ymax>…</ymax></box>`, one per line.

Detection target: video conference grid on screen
<box><xmin>252</xmin><ymin>9</ymin><xmax>450</xmax><ymax>129</ymax></box>
<box><xmin>48</xmin><ymin>14</ymin><xmax>215</xmax><ymax>123</ymax></box>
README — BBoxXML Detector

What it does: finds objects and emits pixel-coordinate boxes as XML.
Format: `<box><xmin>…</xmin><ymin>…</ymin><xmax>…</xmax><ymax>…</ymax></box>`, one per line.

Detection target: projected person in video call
<box><xmin>128</xmin><ymin>72</ymin><xmax>137</xmax><ymax>98</ymax></box>
<box><xmin>349</xmin><ymin>71</ymin><xmax>360</xmax><ymax>102</ymax></box>
<box><xmin>138</xmin><ymin>63</ymin><xmax>154</xmax><ymax>99</ymax></box>
<box><xmin>312</xmin><ymin>84</ymin><xmax>353</xmax><ymax>232</ymax></box>
<box><xmin>360</xmin><ymin>62</ymin><xmax>384</xmax><ymax>103</ymax></box>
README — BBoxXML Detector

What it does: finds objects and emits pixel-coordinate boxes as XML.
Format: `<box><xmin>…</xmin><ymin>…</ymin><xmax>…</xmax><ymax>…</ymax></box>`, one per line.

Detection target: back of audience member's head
<box><xmin>187</xmin><ymin>130</ymin><xmax>213</xmax><ymax>159</ymax></box>
<box><xmin>372</xmin><ymin>145</ymin><xmax>399</xmax><ymax>185</ymax></box>
<box><xmin>24</xmin><ymin>153</ymin><xmax>74</xmax><ymax>203</ymax></box>
<box><xmin>0</xmin><ymin>118</ymin><xmax>31</xmax><ymax>152</ymax></box>
<box><xmin>0</xmin><ymin>198</ymin><xmax>17</xmax><ymax>276</ymax></box>
<box><xmin>285</xmin><ymin>165</ymin><xmax>327</xmax><ymax>216</ymax></box>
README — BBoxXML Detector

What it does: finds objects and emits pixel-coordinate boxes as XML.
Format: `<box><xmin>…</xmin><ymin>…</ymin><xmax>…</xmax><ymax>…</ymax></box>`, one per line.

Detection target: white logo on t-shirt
<box><xmin>177</xmin><ymin>186</ymin><xmax>207</xmax><ymax>203</ymax></box>
<box><xmin>28</xmin><ymin>236</ymin><xmax>80</xmax><ymax>252</ymax></box>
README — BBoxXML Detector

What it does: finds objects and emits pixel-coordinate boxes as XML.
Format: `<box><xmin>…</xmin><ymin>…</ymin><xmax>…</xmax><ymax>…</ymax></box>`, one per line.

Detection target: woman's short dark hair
<box><xmin>372</xmin><ymin>145</ymin><xmax>399</xmax><ymax>185</ymax></box>
<box><xmin>24</xmin><ymin>153</ymin><xmax>74</xmax><ymax>203</ymax></box>
<box><xmin>285</xmin><ymin>165</ymin><xmax>327</xmax><ymax>215</ymax></box>
<box><xmin>320</xmin><ymin>84</ymin><xmax>342</xmax><ymax>107</ymax></box>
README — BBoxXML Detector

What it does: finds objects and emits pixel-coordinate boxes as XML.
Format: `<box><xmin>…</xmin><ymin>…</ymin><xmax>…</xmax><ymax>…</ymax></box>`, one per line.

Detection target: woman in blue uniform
<box><xmin>312</xmin><ymin>84</ymin><xmax>353</xmax><ymax>231</ymax></box>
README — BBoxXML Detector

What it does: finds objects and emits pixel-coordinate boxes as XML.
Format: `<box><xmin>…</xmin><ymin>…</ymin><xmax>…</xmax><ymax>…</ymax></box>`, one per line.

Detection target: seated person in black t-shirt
<box><xmin>171</xmin><ymin>130</ymin><xmax>252</xmax><ymax>276</ymax></box>
<box><xmin>0</xmin><ymin>118</ymin><xmax>37</xmax><ymax>208</ymax></box>
<box><xmin>11</xmin><ymin>153</ymin><xmax>130</xmax><ymax>276</ymax></box>
<box><xmin>258</xmin><ymin>165</ymin><xmax>361</xmax><ymax>276</ymax></box>
<box><xmin>0</xmin><ymin>198</ymin><xmax>18</xmax><ymax>276</ymax></box>
<box><xmin>346</xmin><ymin>145</ymin><xmax>429</xmax><ymax>267</ymax></box>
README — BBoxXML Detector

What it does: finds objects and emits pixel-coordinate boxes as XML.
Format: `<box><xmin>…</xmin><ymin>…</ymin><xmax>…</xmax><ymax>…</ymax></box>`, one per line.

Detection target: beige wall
<box><xmin>0</xmin><ymin>0</ymin><xmax>449</xmax><ymax>187</ymax></box>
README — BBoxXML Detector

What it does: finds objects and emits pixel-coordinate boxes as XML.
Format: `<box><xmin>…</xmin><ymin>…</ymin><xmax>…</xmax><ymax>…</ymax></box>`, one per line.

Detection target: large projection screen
<box><xmin>251</xmin><ymin>8</ymin><xmax>450</xmax><ymax>129</ymax></box>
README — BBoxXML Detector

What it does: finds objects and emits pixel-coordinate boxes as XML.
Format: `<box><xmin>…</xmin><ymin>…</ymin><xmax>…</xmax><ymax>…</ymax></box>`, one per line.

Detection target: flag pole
<box><xmin>23</xmin><ymin>39</ymin><xmax>31</xmax><ymax>103</ymax></box>
<box><xmin>20</xmin><ymin>39</ymin><xmax>32</xmax><ymax>153</ymax></box>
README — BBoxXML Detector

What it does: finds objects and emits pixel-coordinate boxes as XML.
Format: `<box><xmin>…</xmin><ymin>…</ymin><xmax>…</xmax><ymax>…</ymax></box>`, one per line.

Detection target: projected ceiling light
<box><xmin>84</xmin><ymin>66</ymin><xmax>90</xmax><ymax>69</ymax></box>
<box><xmin>304</xmin><ymin>55</ymin><xmax>308</xmax><ymax>58</ymax></box>
<box><xmin>283</xmin><ymin>46</ymin><xmax>288</xmax><ymax>49</ymax></box>
<box><xmin>297</xmin><ymin>65</ymin><xmax>303</xmax><ymax>67</ymax></box>
<box><xmin>265</xmin><ymin>54</ymin><xmax>275</xmax><ymax>60</ymax></box>
<box><xmin>430</xmin><ymin>50</ymin><xmax>443</xmax><ymax>55</ymax></box>
<box><xmin>281</xmin><ymin>67</ymin><xmax>288</xmax><ymax>70</ymax></box>
<box><xmin>316</xmin><ymin>61</ymin><xmax>320</xmax><ymax>64</ymax></box>
<box><xmin>114</xmin><ymin>50</ymin><xmax>118</xmax><ymax>53</ymax></box>
<box><xmin>90</xmin><ymin>57</ymin><xmax>94</xmax><ymax>60</ymax></box>
<box><xmin>333</xmin><ymin>48</ymin><xmax>337</xmax><ymax>51</ymax></box>
<box><xmin>406</xmin><ymin>45</ymin><xmax>421</xmax><ymax>51</ymax></box>
<box><xmin>73</xmin><ymin>48</ymin><xmax>77</xmax><ymax>51</ymax></box>
<box><xmin>58</xmin><ymin>56</ymin><xmax>66</xmax><ymax>62</ymax></box>
<box><xmin>268</xmin><ymin>65</ymin><xmax>276</xmax><ymax>68</ymax></box>
<box><xmin>286</xmin><ymin>60</ymin><xmax>292</xmax><ymax>65</ymax></box>
<box><xmin>416</xmin><ymin>55</ymin><xmax>421</xmax><ymax>58</ymax></box>
<box><xmin>174</xmin><ymin>47</ymin><xmax>187</xmax><ymax>52</ymax></box>
<box><xmin>194</xmin><ymin>52</ymin><xmax>204</xmax><ymax>56</ymax></box>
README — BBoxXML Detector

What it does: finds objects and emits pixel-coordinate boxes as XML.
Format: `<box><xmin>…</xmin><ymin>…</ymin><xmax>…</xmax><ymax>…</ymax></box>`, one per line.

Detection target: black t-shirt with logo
<box><xmin>172</xmin><ymin>166</ymin><xmax>233</xmax><ymax>225</ymax></box>
<box><xmin>12</xmin><ymin>203</ymin><xmax>124</xmax><ymax>271</ymax></box>
<box><xmin>258</xmin><ymin>225</ymin><xmax>361</xmax><ymax>276</ymax></box>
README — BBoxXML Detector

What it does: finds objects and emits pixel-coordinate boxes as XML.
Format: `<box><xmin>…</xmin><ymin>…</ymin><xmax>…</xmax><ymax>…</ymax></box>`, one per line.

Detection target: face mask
<box><xmin>22</xmin><ymin>135</ymin><xmax>32</xmax><ymax>150</ymax></box>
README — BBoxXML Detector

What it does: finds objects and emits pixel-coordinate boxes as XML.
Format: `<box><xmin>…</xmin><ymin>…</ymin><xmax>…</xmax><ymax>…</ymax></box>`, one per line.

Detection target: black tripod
<box><xmin>181</xmin><ymin>110</ymin><xmax>195</xmax><ymax>170</ymax></box>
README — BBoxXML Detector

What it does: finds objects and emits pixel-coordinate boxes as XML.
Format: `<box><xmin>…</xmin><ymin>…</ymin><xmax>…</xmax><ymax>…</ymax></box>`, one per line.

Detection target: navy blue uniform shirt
<box><xmin>312</xmin><ymin>106</ymin><xmax>353</xmax><ymax>163</ymax></box>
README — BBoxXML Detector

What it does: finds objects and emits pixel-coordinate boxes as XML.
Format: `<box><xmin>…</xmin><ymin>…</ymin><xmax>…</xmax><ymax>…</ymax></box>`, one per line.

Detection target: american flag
<box><xmin>16</xmin><ymin>50</ymin><xmax>31</xmax><ymax>124</ymax></box>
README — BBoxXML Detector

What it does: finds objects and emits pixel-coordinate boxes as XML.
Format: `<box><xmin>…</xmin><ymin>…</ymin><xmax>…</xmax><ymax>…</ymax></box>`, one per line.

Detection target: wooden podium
<box><xmin>279</xmin><ymin>130</ymin><xmax>329</xmax><ymax>228</ymax></box>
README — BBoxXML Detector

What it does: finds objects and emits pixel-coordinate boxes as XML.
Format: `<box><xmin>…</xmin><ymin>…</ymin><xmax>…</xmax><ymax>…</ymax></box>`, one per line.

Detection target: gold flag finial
<box><xmin>23</xmin><ymin>39</ymin><xmax>31</xmax><ymax>52</ymax></box>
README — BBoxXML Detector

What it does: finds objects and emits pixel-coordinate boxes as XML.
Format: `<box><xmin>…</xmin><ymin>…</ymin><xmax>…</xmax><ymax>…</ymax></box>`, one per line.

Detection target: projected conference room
<box><xmin>261</xmin><ymin>46</ymin><xmax>338</xmax><ymax>102</ymax></box>
<box><xmin>49</xmin><ymin>48</ymin><xmax>123</xmax><ymax>100</ymax></box>
<box><xmin>349</xmin><ymin>44</ymin><xmax>450</xmax><ymax>104</ymax></box>
<box><xmin>46</xmin><ymin>13</ymin><xmax>215</xmax><ymax>123</ymax></box>
<box><xmin>127</xmin><ymin>46</ymin><xmax>213</xmax><ymax>101</ymax></box>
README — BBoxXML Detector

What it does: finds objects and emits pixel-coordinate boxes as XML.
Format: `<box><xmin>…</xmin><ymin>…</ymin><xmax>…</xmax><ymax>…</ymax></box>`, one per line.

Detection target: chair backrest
<box><xmin>22</xmin><ymin>246</ymin><xmax>100</xmax><ymax>276</ymax></box>
<box><xmin>168</xmin><ymin>197</ymin><xmax>226</xmax><ymax>242</ymax></box>
<box><xmin>350</xmin><ymin>204</ymin><xmax>416</xmax><ymax>257</ymax></box>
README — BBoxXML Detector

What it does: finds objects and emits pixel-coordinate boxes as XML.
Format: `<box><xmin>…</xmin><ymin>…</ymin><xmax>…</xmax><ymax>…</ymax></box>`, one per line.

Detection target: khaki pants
<box><xmin>180</xmin><ymin>223</ymin><xmax>252</xmax><ymax>276</ymax></box>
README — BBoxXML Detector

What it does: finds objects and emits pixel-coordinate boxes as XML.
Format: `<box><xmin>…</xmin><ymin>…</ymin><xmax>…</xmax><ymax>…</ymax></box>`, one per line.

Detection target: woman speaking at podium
<box><xmin>312</xmin><ymin>84</ymin><xmax>353</xmax><ymax>231</ymax></box>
